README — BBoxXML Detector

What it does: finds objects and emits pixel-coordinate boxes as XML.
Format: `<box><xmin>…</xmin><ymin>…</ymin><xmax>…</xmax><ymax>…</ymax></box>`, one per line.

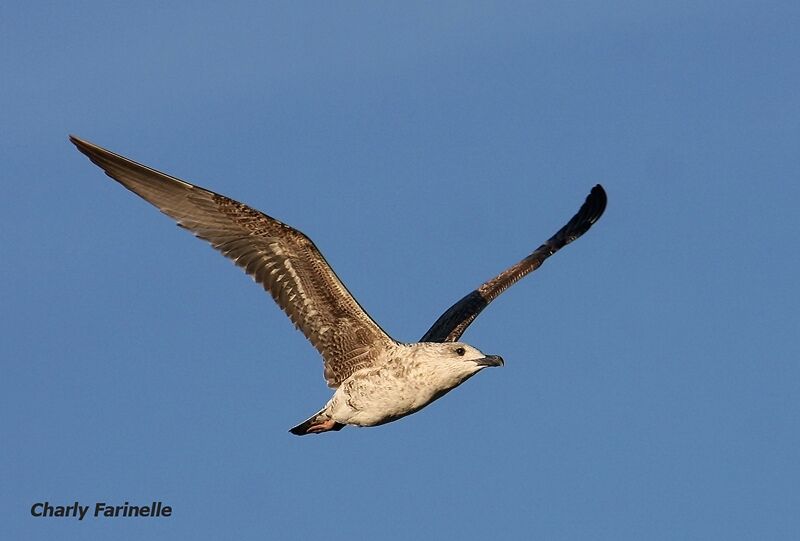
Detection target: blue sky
<box><xmin>2</xmin><ymin>2</ymin><xmax>798</xmax><ymax>539</ymax></box>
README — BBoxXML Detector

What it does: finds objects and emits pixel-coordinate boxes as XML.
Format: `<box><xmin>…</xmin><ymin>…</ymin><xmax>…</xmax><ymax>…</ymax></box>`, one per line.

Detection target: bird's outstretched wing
<box><xmin>71</xmin><ymin>136</ymin><xmax>396</xmax><ymax>388</ymax></box>
<box><xmin>420</xmin><ymin>184</ymin><xmax>607</xmax><ymax>343</ymax></box>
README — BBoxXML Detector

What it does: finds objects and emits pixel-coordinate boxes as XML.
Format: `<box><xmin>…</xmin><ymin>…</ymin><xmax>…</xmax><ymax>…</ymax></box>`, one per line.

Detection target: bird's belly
<box><xmin>331</xmin><ymin>374</ymin><xmax>442</xmax><ymax>427</ymax></box>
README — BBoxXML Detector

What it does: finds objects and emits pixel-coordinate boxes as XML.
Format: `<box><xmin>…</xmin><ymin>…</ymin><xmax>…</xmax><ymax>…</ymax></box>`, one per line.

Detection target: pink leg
<box><xmin>306</xmin><ymin>418</ymin><xmax>338</xmax><ymax>433</ymax></box>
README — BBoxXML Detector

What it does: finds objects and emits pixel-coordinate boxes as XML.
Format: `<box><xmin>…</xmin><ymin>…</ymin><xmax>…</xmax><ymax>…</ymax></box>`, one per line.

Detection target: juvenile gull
<box><xmin>70</xmin><ymin>136</ymin><xmax>607</xmax><ymax>435</ymax></box>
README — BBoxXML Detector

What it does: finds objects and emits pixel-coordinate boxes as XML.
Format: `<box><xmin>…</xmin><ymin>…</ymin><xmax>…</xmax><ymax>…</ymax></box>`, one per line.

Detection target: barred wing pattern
<box><xmin>421</xmin><ymin>184</ymin><xmax>607</xmax><ymax>343</ymax></box>
<box><xmin>71</xmin><ymin>136</ymin><xmax>396</xmax><ymax>388</ymax></box>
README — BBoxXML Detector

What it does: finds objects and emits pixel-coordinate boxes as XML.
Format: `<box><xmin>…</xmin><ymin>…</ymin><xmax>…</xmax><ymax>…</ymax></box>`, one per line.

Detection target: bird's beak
<box><xmin>475</xmin><ymin>354</ymin><xmax>504</xmax><ymax>367</ymax></box>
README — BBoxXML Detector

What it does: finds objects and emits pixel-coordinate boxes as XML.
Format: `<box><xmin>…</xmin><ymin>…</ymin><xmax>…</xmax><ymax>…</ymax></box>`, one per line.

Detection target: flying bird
<box><xmin>70</xmin><ymin>136</ymin><xmax>607</xmax><ymax>435</ymax></box>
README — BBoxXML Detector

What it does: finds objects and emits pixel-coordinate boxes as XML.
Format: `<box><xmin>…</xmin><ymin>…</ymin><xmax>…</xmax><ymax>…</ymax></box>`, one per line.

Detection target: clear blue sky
<box><xmin>2</xmin><ymin>2</ymin><xmax>798</xmax><ymax>540</ymax></box>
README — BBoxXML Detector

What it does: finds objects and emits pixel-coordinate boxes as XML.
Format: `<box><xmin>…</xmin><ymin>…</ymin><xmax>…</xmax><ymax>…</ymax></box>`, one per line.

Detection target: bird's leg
<box><xmin>306</xmin><ymin>419</ymin><xmax>338</xmax><ymax>433</ymax></box>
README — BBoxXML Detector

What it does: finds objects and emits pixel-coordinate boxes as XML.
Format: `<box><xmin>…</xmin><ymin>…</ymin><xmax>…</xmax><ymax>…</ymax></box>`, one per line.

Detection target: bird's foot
<box><xmin>306</xmin><ymin>419</ymin><xmax>338</xmax><ymax>433</ymax></box>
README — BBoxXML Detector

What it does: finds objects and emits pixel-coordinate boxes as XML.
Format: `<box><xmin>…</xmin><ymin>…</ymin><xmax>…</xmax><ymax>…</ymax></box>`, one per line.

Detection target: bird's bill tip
<box><xmin>476</xmin><ymin>354</ymin><xmax>504</xmax><ymax>367</ymax></box>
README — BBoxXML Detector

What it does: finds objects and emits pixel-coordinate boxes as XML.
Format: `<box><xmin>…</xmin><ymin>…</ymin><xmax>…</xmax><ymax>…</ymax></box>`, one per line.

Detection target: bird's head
<box><xmin>413</xmin><ymin>342</ymin><xmax>504</xmax><ymax>386</ymax></box>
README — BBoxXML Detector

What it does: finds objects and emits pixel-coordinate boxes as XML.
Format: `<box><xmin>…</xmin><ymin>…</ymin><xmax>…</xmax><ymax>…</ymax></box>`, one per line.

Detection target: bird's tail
<box><xmin>289</xmin><ymin>409</ymin><xmax>345</xmax><ymax>436</ymax></box>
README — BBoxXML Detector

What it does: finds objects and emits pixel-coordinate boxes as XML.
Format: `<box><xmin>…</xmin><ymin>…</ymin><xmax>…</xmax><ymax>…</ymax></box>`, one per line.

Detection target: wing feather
<box><xmin>421</xmin><ymin>185</ymin><xmax>607</xmax><ymax>342</ymax></box>
<box><xmin>71</xmin><ymin>136</ymin><xmax>395</xmax><ymax>387</ymax></box>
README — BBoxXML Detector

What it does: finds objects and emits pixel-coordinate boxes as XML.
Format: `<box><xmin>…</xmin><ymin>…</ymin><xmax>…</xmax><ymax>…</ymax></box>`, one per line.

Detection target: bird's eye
<box><xmin>455</xmin><ymin>347</ymin><xmax>466</xmax><ymax>356</ymax></box>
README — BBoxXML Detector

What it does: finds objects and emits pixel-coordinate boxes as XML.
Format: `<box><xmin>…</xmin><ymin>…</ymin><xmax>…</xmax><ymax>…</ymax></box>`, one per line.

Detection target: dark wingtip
<box><xmin>68</xmin><ymin>134</ymin><xmax>84</xmax><ymax>147</ymax></box>
<box><xmin>69</xmin><ymin>134</ymin><xmax>98</xmax><ymax>160</ymax></box>
<box><xmin>586</xmin><ymin>184</ymin><xmax>608</xmax><ymax>225</ymax></box>
<box><xmin>561</xmin><ymin>184</ymin><xmax>607</xmax><ymax>242</ymax></box>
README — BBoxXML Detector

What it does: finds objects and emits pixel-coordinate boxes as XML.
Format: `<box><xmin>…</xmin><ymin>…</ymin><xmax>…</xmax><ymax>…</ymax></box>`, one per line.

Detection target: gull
<box><xmin>70</xmin><ymin>136</ymin><xmax>607</xmax><ymax>435</ymax></box>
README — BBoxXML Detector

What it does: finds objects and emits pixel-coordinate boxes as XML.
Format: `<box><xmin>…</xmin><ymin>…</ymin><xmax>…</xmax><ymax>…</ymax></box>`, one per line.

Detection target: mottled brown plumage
<box><xmin>71</xmin><ymin>135</ymin><xmax>606</xmax><ymax>435</ymax></box>
<box><xmin>70</xmin><ymin>136</ymin><xmax>394</xmax><ymax>388</ymax></box>
<box><xmin>420</xmin><ymin>184</ymin><xmax>607</xmax><ymax>343</ymax></box>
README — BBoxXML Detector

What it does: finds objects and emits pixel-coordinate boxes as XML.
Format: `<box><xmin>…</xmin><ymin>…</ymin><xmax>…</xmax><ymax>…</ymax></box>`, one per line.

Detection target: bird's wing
<box><xmin>71</xmin><ymin>136</ymin><xmax>396</xmax><ymax>388</ymax></box>
<box><xmin>420</xmin><ymin>184</ymin><xmax>607</xmax><ymax>343</ymax></box>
